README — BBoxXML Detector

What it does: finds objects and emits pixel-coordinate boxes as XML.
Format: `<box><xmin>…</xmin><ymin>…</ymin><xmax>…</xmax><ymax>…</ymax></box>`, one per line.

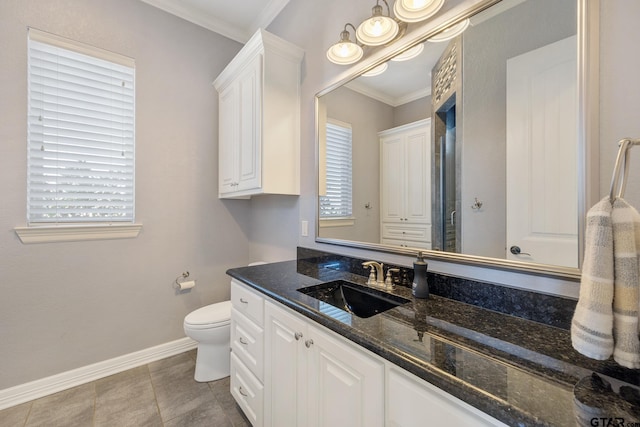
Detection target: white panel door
<box><xmin>264</xmin><ymin>302</ymin><xmax>307</xmax><ymax>427</ymax></box>
<box><xmin>506</xmin><ymin>36</ymin><xmax>578</xmax><ymax>268</ymax></box>
<box><xmin>405</xmin><ymin>125</ymin><xmax>431</xmax><ymax>222</ymax></box>
<box><xmin>380</xmin><ymin>135</ymin><xmax>405</xmax><ymax>222</ymax></box>
<box><xmin>218</xmin><ymin>83</ymin><xmax>238</xmax><ymax>194</ymax></box>
<box><xmin>386</xmin><ymin>367</ymin><xmax>507</xmax><ymax>427</ymax></box>
<box><xmin>237</xmin><ymin>55</ymin><xmax>262</xmax><ymax>192</ymax></box>
<box><xmin>307</xmin><ymin>326</ymin><xmax>384</xmax><ymax>427</ymax></box>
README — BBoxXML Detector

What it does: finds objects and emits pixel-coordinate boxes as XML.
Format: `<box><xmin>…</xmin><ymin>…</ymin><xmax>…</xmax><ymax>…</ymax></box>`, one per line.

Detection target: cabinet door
<box><xmin>219</xmin><ymin>83</ymin><xmax>238</xmax><ymax>195</ymax></box>
<box><xmin>380</xmin><ymin>135</ymin><xmax>406</xmax><ymax>223</ymax></box>
<box><xmin>386</xmin><ymin>366</ymin><xmax>506</xmax><ymax>427</ymax></box>
<box><xmin>264</xmin><ymin>302</ymin><xmax>308</xmax><ymax>427</ymax></box>
<box><xmin>307</xmin><ymin>326</ymin><xmax>384</xmax><ymax>427</ymax></box>
<box><xmin>237</xmin><ymin>54</ymin><xmax>262</xmax><ymax>193</ymax></box>
<box><xmin>404</xmin><ymin>126</ymin><xmax>430</xmax><ymax>223</ymax></box>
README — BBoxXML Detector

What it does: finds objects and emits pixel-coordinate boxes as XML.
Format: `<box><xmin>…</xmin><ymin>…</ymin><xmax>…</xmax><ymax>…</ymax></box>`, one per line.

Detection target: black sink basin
<box><xmin>298</xmin><ymin>280</ymin><xmax>410</xmax><ymax>318</ymax></box>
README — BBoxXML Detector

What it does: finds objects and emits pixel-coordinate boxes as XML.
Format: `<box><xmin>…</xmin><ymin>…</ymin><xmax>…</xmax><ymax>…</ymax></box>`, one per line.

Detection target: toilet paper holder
<box><xmin>174</xmin><ymin>271</ymin><xmax>190</xmax><ymax>289</ymax></box>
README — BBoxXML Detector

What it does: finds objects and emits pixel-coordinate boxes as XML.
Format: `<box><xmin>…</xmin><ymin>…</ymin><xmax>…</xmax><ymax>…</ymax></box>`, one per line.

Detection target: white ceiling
<box><xmin>138</xmin><ymin>0</ymin><xmax>291</xmax><ymax>43</ymax></box>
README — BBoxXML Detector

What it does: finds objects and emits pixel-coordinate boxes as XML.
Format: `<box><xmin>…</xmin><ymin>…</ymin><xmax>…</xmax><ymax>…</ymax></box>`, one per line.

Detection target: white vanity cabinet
<box><xmin>213</xmin><ymin>29</ymin><xmax>304</xmax><ymax>199</ymax></box>
<box><xmin>379</xmin><ymin>119</ymin><xmax>432</xmax><ymax>249</ymax></box>
<box><xmin>230</xmin><ymin>279</ymin><xmax>505</xmax><ymax>427</ymax></box>
<box><xmin>264</xmin><ymin>301</ymin><xmax>384</xmax><ymax>427</ymax></box>
<box><xmin>230</xmin><ymin>279</ymin><xmax>265</xmax><ymax>427</ymax></box>
<box><xmin>386</xmin><ymin>366</ymin><xmax>507</xmax><ymax>427</ymax></box>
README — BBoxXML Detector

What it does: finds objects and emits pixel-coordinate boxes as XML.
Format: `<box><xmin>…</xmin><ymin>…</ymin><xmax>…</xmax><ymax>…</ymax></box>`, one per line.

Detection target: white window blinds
<box><xmin>320</xmin><ymin>119</ymin><xmax>353</xmax><ymax>219</ymax></box>
<box><xmin>27</xmin><ymin>29</ymin><xmax>135</xmax><ymax>224</ymax></box>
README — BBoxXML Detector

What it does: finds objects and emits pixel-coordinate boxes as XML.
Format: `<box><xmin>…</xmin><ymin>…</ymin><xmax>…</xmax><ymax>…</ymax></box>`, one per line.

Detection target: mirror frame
<box><xmin>315</xmin><ymin>0</ymin><xmax>599</xmax><ymax>281</ymax></box>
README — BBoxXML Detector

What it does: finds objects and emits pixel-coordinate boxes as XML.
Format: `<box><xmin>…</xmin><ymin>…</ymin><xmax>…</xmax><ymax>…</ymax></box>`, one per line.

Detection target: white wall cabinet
<box><xmin>264</xmin><ymin>301</ymin><xmax>384</xmax><ymax>427</ymax></box>
<box><xmin>230</xmin><ymin>279</ymin><xmax>505</xmax><ymax>427</ymax></box>
<box><xmin>213</xmin><ymin>29</ymin><xmax>304</xmax><ymax>199</ymax></box>
<box><xmin>379</xmin><ymin>119</ymin><xmax>432</xmax><ymax>248</ymax></box>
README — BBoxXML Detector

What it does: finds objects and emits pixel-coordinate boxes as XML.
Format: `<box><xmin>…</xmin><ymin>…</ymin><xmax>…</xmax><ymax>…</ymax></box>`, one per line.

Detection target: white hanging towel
<box><xmin>610</xmin><ymin>198</ymin><xmax>640</xmax><ymax>369</ymax></box>
<box><xmin>572</xmin><ymin>197</ymin><xmax>615</xmax><ymax>360</ymax></box>
<box><xmin>572</xmin><ymin>197</ymin><xmax>640</xmax><ymax>369</ymax></box>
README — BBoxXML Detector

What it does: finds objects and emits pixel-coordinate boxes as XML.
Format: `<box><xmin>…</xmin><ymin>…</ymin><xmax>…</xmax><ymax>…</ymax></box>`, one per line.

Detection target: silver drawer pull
<box><xmin>294</xmin><ymin>332</ymin><xmax>303</xmax><ymax>341</ymax></box>
<box><xmin>305</xmin><ymin>339</ymin><xmax>314</xmax><ymax>348</ymax></box>
<box><xmin>239</xmin><ymin>337</ymin><xmax>248</xmax><ymax>345</ymax></box>
<box><xmin>239</xmin><ymin>386</ymin><xmax>248</xmax><ymax>397</ymax></box>
<box><xmin>239</xmin><ymin>298</ymin><xmax>248</xmax><ymax>304</ymax></box>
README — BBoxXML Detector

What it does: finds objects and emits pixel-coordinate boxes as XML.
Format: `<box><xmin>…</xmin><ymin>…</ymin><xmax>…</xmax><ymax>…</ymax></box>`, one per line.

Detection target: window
<box><xmin>27</xmin><ymin>29</ymin><xmax>135</xmax><ymax>225</ymax></box>
<box><xmin>319</xmin><ymin>119</ymin><xmax>353</xmax><ymax>219</ymax></box>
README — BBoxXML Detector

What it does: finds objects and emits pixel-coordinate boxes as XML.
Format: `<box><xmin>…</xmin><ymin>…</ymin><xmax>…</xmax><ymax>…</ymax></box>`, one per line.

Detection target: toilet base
<box><xmin>193</xmin><ymin>343</ymin><xmax>230</xmax><ymax>382</ymax></box>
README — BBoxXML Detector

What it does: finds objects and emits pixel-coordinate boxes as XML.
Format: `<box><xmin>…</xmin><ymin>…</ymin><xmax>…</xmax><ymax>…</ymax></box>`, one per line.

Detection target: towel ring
<box><xmin>609</xmin><ymin>138</ymin><xmax>640</xmax><ymax>202</ymax></box>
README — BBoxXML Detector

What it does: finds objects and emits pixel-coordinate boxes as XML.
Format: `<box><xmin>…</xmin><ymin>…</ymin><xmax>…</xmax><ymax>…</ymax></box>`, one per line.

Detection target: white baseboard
<box><xmin>0</xmin><ymin>337</ymin><xmax>197</xmax><ymax>411</ymax></box>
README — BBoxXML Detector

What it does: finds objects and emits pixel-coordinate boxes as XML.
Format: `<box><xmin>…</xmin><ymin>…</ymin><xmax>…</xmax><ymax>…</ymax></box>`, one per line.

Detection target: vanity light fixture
<box><xmin>427</xmin><ymin>18</ymin><xmax>470</xmax><ymax>42</ymax></box>
<box><xmin>326</xmin><ymin>23</ymin><xmax>364</xmax><ymax>65</ymax></box>
<box><xmin>362</xmin><ymin>62</ymin><xmax>388</xmax><ymax>77</ymax></box>
<box><xmin>356</xmin><ymin>0</ymin><xmax>400</xmax><ymax>46</ymax></box>
<box><xmin>393</xmin><ymin>0</ymin><xmax>445</xmax><ymax>23</ymax></box>
<box><xmin>390</xmin><ymin>42</ymin><xmax>424</xmax><ymax>61</ymax></box>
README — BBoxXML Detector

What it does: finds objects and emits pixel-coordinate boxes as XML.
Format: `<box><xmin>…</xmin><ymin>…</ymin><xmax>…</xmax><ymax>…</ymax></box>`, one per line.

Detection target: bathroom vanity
<box><xmin>226</xmin><ymin>249</ymin><xmax>640</xmax><ymax>427</ymax></box>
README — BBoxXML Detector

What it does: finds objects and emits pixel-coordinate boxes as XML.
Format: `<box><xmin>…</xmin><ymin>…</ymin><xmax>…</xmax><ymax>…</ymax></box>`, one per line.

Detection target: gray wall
<box><xmin>460</xmin><ymin>0</ymin><xmax>576</xmax><ymax>258</ymax></box>
<box><xmin>2</xmin><ymin>0</ymin><xmax>639</xmax><ymax>393</ymax></box>
<box><xmin>0</xmin><ymin>0</ymin><xmax>250</xmax><ymax>389</ymax></box>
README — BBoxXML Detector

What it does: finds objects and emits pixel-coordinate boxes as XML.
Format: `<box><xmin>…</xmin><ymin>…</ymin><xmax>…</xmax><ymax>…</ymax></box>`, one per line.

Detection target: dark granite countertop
<box><xmin>226</xmin><ymin>250</ymin><xmax>640</xmax><ymax>427</ymax></box>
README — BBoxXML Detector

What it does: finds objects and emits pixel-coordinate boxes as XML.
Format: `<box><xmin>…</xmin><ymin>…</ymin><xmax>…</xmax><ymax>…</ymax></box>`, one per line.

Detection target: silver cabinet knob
<box><xmin>294</xmin><ymin>332</ymin><xmax>303</xmax><ymax>341</ymax></box>
<box><xmin>305</xmin><ymin>339</ymin><xmax>314</xmax><ymax>348</ymax></box>
<box><xmin>239</xmin><ymin>298</ymin><xmax>248</xmax><ymax>304</ymax></box>
<box><xmin>239</xmin><ymin>386</ymin><xmax>248</xmax><ymax>397</ymax></box>
<box><xmin>239</xmin><ymin>337</ymin><xmax>248</xmax><ymax>345</ymax></box>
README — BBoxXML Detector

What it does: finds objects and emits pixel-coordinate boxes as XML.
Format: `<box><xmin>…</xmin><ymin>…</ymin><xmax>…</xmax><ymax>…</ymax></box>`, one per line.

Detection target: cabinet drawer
<box><xmin>231</xmin><ymin>353</ymin><xmax>264</xmax><ymax>427</ymax></box>
<box><xmin>231</xmin><ymin>308</ymin><xmax>264</xmax><ymax>381</ymax></box>
<box><xmin>381</xmin><ymin>223</ymin><xmax>431</xmax><ymax>242</ymax></box>
<box><xmin>231</xmin><ymin>279</ymin><xmax>264</xmax><ymax>325</ymax></box>
<box><xmin>381</xmin><ymin>238</ymin><xmax>432</xmax><ymax>250</ymax></box>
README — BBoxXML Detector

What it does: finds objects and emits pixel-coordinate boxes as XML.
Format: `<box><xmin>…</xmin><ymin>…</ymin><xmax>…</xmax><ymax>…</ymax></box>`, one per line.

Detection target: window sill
<box><xmin>14</xmin><ymin>223</ymin><xmax>143</xmax><ymax>244</ymax></box>
<box><xmin>319</xmin><ymin>218</ymin><xmax>356</xmax><ymax>228</ymax></box>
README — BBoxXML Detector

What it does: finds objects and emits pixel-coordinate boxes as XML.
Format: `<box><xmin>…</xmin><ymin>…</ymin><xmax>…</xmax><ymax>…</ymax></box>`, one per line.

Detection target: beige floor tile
<box><xmin>25</xmin><ymin>383</ymin><xmax>94</xmax><ymax>427</ymax></box>
<box><xmin>94</xmin><ymin>366</ymin><xmax>162</xmax><ymax>427</ymax></box>
<box><xmin>0</xmin><ymin>401</ymin><xmax>31</xmax><ymax>427</ymax></box>
<box><xmin>0</xmin><ymin>351</ymin><xmax>240</xmax><ymax>427</ymax></box>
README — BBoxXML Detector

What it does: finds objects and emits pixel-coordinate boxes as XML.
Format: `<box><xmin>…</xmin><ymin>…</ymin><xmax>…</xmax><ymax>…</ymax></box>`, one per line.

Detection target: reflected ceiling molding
<box><xmin>469</xmin><ymin>0</ymin><xmax>526</xmax><ymax>26</ymax></box>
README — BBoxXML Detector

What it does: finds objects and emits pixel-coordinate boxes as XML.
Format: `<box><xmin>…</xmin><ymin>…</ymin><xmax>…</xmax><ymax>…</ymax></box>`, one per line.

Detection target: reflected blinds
<box><xmin>320</xmin><ymin>119</ymin><xmax>353</xmax><ymax>219</ymax></box>
<box><xmin>27</xmin><ymin>29</ymin><xmax>135</xmax><ymax>223</ymax></box>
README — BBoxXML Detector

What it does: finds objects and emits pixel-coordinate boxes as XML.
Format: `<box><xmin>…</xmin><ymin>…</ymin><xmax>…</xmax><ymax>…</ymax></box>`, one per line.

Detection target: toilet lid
<box><xmin>185</xmin><ymin>301</ymin><xmax>232</xmax><ymax>326</ymax></box>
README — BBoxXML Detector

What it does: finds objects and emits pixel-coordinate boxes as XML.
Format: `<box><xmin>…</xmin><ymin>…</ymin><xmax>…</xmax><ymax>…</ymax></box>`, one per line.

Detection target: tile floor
<box><xmin>0</xmin><ymin>350</ymin><xmax>250</xmax><ymax>427</ymax></box>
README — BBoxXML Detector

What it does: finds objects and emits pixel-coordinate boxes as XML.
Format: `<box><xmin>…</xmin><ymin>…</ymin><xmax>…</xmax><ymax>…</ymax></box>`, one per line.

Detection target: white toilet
<box><xmin>183</xmin><ymin>300</ymin><xmax>232</xmax><ymax>382</ymax></box>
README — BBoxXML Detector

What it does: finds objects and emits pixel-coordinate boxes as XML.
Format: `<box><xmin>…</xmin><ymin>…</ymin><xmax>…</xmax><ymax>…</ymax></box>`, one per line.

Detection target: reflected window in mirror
<box><xmin>320</xmin><ymin>119</ymin><xmax>354</xmax><ymax>226</ymax></box>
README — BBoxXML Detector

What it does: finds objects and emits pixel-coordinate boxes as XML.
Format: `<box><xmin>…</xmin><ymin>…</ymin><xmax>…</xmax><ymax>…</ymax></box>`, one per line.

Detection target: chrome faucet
<box><xmin>362</xmin><ymin>261</ymin><xmax>384</xmax><ymax>288</ymax></box>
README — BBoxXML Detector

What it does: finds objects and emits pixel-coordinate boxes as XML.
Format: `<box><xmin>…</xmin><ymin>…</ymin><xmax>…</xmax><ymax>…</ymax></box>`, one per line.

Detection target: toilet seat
<box><xmin>184</xmin><ymin>301</ymin><xmax>232</xmax><ymax>329</ymax></box>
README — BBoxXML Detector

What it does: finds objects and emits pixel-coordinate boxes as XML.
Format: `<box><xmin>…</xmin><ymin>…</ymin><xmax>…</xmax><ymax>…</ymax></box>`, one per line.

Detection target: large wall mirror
<box><xmin>316</xmin><ymin>0</ymin><xmax>598</xmax><ymax>279</ymax></box>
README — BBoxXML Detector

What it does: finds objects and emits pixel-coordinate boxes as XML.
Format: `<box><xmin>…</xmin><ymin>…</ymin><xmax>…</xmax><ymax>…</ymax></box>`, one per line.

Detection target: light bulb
<box><xmin>394</xmin><ymin>0</ymin><xmax>444</xmax><ymax>23</ymax></box>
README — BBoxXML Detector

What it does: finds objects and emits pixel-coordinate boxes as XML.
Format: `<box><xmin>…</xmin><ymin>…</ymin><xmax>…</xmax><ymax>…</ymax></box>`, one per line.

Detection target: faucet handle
<box><xmin>362</xmin><ymin>262</ymin><xmax>377</xmax><ymax>285</ymax></box>
<box><xmin>385</xmin><ymin>268</ymin><xmax>400</xmax><ymax>289</ymax></box>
